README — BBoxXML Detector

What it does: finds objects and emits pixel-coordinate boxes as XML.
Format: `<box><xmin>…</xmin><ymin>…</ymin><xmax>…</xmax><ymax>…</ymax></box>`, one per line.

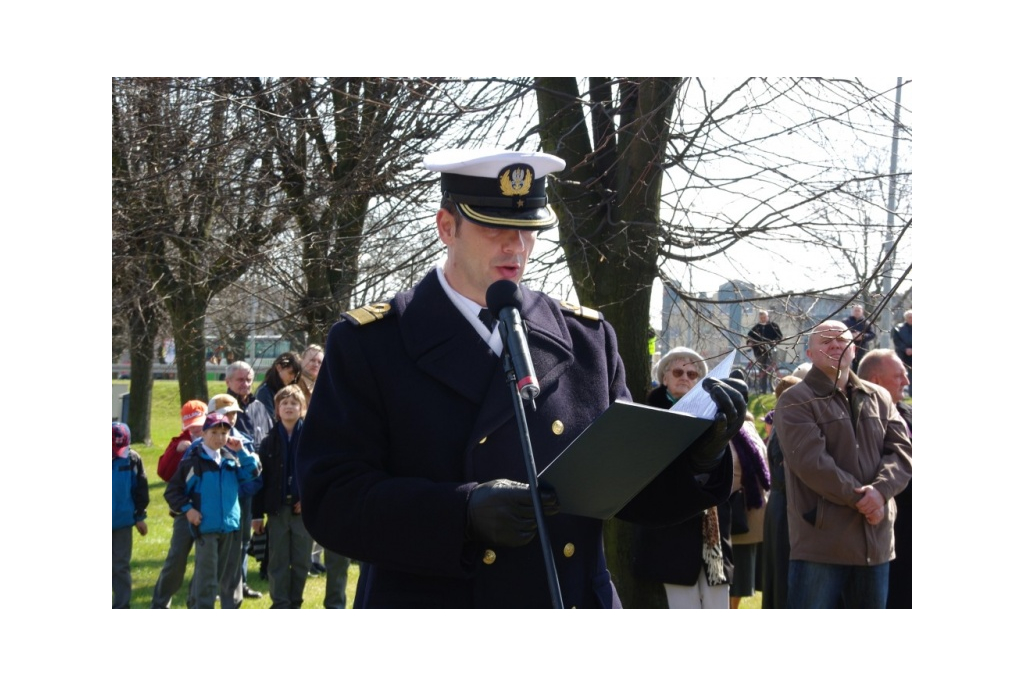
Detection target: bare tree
<box><xmin>244</xmin><ymin>78</ymin><xmax>520</xmax><ymax>343</ymax></box>
<box><xmin>532</xmin><ymin>77</ymin><xmax>911</xmax><ymax>607</ymax></box>
<box><xmin>112</xmin><ymin>77</ymin><xmax>287</xmax><ymax>404</ymax></box>
<box><xmin>111</xmin><ymin>223</ymin><xmax>163</xmax><ymax>444</ymax></box>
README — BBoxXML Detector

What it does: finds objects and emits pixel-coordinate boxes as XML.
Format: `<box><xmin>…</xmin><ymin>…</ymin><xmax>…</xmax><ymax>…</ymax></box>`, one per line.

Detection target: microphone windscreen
<box><xmin>486</xmin><ymin>279</ymin><xmax>523</xmax><ymax>318</ymax></box>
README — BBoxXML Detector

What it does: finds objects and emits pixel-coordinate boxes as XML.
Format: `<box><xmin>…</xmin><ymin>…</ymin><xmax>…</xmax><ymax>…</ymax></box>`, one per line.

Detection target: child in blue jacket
<box><xmin>112</xmin><ymin>422</ymin><xmax>148</xmax><ymax>608</ymax></box>
<box><xmin>165</xmin><ymin>412</ymin><xmax>261</xmax><ymax>608</ymax></box>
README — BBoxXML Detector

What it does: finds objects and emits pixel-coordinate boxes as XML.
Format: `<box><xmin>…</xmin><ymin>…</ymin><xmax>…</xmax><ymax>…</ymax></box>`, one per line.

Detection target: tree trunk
<box><xmin>126</xmin><ymin>294</ymin><xmax>159</xmax><ymax>446</ymax></box>
<box><xmin>167</xmin><ymin>299</ymin><xmax>209</xmax><ymax>405</ymax></box>
<box><xmin>536</xmin><ymin>77</ymin><xmax>679</xmax><ymax>608</ymax></box>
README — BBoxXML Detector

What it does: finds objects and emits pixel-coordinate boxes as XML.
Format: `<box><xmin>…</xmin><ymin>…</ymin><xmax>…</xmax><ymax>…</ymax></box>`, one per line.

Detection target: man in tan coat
<box><xmin>774</xmin><ymin>321</ymin><xmax>911</xmax><ymax>608</ymax></box>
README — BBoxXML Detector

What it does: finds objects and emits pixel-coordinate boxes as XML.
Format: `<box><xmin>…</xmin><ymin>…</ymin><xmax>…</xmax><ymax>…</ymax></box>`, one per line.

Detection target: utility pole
<box><xmin>880</xmin><ymin>77</ymin><xmax>903</xmax><ymax>347</ymax></box>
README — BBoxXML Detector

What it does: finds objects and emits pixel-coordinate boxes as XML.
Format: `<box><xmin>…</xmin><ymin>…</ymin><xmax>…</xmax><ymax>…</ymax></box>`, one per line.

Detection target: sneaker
<box><xmin>243</xmin><ymin>585</ymin><xmax>263</xmax><ymax>599</ymax></box>
<box><xmin>311</xmin><ymin>562</ymin><xmax>327</xmax><ymax>575</ymax></box>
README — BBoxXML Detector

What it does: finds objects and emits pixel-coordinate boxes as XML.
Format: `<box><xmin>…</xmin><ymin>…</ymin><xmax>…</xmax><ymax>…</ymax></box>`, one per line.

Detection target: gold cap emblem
<box><xmin>498</xmin><ymin>165</ymin><xmax>533</xmax><ymax>197</ymax></box>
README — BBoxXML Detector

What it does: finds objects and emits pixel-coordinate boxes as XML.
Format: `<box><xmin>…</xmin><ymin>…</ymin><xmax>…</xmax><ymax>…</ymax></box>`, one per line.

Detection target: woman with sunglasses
<box><xmin>632</xmin><ymin>347</ymin><xmax>738</xmax><ymax>609</ymax></box>
<box><xmin>255</xmin><ymin>352</ymin><xmax>303</xmax><ymax>414</ymax></box>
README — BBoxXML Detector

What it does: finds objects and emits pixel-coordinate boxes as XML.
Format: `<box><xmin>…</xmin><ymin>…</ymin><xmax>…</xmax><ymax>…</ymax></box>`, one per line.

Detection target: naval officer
<box><xmin>297</xmin><ymin>148</ymin><xmax>743</xmax><ymax>608</ymax></box>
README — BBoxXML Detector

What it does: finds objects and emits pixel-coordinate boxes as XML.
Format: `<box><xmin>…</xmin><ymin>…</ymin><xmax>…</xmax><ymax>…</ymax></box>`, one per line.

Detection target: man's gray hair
<box><xmin>226</xmin><ymin>360</ymin><xmax>253</xmax><ymax>378</ymax></box>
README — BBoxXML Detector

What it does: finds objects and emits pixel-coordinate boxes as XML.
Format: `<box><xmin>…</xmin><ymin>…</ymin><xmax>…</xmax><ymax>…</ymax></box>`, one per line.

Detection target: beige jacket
<box><xmin>774</xmin><ymin>365</ymin><xmax>912</xmax><ymax>566</ymax></box>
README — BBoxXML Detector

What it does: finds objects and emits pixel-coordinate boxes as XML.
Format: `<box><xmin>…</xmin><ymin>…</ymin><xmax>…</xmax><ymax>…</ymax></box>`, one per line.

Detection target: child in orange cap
<box><xmin>151</xmin><ymin>399</ymin><xmax>207</xmax><ymax>608</ymax></box>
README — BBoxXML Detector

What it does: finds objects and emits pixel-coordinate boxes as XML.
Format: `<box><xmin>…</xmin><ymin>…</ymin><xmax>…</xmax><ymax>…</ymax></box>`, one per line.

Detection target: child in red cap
<box><xmin>151</xmin><ymin>400</ymin><xmax>207</xmax><ymax>608</ymax></box>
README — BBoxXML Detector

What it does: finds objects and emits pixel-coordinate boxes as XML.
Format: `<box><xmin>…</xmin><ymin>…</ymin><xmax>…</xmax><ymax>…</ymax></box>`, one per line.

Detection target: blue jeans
<box><xmin>788</xmin><ymin>560</ymin><xmax>889</xmax><ymax>609</ymax></box>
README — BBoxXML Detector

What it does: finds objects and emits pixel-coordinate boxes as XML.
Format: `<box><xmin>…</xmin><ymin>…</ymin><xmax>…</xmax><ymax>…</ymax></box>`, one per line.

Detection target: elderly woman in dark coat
<box><xmin>760</xmin><ymin>373</ymin><xmax>804</xmax><ymax>609</ymax></box>
<box><xmin>632</xmin><ymin>347</ymin><xmax>739</xmax><ymax>609</ymax></box>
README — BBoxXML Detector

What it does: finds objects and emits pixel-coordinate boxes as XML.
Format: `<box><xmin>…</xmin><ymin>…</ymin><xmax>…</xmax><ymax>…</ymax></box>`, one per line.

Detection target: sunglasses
<box><xmin>670</xmin><ymin>368</ymin><xmax>701</xmax><ymax>380</ymax></box>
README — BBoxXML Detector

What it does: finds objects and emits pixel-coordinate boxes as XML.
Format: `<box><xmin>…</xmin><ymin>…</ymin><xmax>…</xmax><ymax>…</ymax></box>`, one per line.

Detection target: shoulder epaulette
<box><xmin>560</xmin><ymin>300</ymin><xmax>603</xmax><ymax>321</ymax></box>
<box><xmin>341</xmin><ymin>302</ymin><xmax>393</xmax><ymax>326</ymax></box>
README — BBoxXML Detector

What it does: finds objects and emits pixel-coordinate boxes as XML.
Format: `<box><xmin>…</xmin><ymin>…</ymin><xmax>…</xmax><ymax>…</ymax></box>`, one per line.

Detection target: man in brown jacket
<box><xmin>774</xmin><ymin>321</ymin><xmax>911</xmax><ymax>608</ymax></box>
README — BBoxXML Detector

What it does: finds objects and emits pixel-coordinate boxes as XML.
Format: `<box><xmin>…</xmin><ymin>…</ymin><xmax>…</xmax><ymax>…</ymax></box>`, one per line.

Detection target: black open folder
<box><xmin>538</xmin><ymin>400</ymin><xmax>713</xmax><ymax>520</ymax></box>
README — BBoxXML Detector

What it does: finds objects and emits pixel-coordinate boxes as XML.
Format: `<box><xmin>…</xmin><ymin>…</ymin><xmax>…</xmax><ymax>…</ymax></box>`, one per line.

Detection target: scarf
<box><xmin>701</xmin><ymin>506</ymin><xmax>727</xmax><ymax>585</ymax></box>
<box><xmin>734</xmin><ymin>424</ymin><xmax>771</xmax><ymax>510</ymax></box>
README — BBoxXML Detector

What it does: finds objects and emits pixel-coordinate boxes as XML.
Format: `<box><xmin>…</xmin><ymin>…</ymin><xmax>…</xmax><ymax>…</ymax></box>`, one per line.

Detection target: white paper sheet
<box><xmin>669</xmin><ymin>348</ymin><xmax>738</xmax><ymax>419</ymax></box>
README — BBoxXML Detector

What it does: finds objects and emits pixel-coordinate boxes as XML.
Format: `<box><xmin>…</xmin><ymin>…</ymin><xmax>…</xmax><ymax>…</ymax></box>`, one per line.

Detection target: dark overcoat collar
<box><xmin>392</xmin><ymin>270</ymin><xmax>576</xmax><ymax>439</ymax></box>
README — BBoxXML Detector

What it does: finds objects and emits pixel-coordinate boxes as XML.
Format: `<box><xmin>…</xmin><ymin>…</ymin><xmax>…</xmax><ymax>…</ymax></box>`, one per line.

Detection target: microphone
<box><xmin>486</xmin><ymin>280</ymin><xmax>539</xmax><ymax>401</ymax></box>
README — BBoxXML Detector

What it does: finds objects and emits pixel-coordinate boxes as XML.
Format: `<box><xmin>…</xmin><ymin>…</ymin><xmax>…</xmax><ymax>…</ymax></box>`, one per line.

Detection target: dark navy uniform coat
<box><xmin>297</xmin><ymin>270</ymin><xmax>731</xmax><ymax>608</ymax></box>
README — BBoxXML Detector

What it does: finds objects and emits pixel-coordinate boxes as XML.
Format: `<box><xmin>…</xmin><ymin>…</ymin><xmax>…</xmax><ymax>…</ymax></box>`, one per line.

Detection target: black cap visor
<box><xmin>455</xmin><ymin>202</ymin><xmax>557</xmax><ymax>230</ymax></box>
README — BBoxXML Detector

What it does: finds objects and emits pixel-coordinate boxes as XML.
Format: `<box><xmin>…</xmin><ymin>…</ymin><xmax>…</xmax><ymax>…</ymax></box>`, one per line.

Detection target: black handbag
<box><xmin>729</xmin><ymin>490</ymin><xmax>749</xmax><ymax>535</ymax></box>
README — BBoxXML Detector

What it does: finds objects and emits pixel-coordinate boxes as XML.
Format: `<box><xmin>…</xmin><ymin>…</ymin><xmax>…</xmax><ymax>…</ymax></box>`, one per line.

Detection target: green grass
<box><xmin>120</xmin><ymin>380</ymin><xmax>360</xmax><ymax>609</ymax></box>
<box><xmin>739</xmin><ymin>593</ymin><xmax>762</xmax><ymax>609</ymax></box>
<box><xmin>748</xmin><ymin>392</ymin><xmax>777</xmax><ymax>441</ymax></box>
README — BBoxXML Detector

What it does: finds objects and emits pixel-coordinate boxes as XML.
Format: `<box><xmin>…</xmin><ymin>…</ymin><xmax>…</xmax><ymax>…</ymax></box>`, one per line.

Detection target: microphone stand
<box><xmin>500</xmin><ymin>351</ymin><xmax>564</xmax><ymax>609</ymax></box>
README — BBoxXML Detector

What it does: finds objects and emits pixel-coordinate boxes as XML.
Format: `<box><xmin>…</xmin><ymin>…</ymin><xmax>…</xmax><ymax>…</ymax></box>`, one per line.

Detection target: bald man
<box><xmin>774</xmin><ymin>322</ymin><xmax>911</xmax><ymax>608</ymax></box>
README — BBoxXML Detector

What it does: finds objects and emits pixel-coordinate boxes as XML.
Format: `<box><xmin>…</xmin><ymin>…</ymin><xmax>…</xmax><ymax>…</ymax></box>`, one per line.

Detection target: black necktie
<box><xmin>478</xmin><ymin>308</ymin><xmax>495</xmax><ymax>331</ymax></box>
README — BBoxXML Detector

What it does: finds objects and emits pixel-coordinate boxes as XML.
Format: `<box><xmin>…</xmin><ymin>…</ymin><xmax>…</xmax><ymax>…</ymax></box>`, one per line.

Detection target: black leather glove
<box><xmin>726</xmin><ymin>372</ymin><xmax>750</xmax><ymax>403</ymax></box>
<box><xmin>684</xmin><ymin>377</ymin><xmax>747</xmax><ymax>473</ymax></box>
<box><xmin>465</xmin><ymin>479</ymin><xmax>559</xmax><ymax>548</ymax></box>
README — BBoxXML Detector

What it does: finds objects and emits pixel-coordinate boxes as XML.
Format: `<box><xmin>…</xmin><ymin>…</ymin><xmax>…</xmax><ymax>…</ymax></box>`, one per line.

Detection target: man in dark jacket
<box><xmin>842</xmin><ymin>304</ymin><xmax>876</xmax><ymax>373</ymax></box>
<box><xmin>297</xmin><ymin>149</ymin><xmax>745</xmax><ymax>608</ymax></box>
<box><xmin>746</xmin><ymin>310</ymin><xmax>783</xmax><ymax>394</ymax></box>
<box><xmin>892</xmin><ymin>309</ymin><xmax>912</xmax><ymax>395</ymax></box>
<box><xmin>223</xmin><ymin>363</ymin><xmax>272</xmax><ymax>601</ymax></box>
<box><xmin>858</xmin><ymin>348</ymin><xmax>912</xmax><ymax>608</ymax></box>
<box><xmin>225</xmin><ymin>361</ymin><xmax>273</xmax><ymax>446</ymax></box>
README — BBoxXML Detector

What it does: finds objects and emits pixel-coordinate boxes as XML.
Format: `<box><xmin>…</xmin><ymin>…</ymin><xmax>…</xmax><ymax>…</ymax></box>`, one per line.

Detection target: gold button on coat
<box><xmin>479</xmin><ymin>436</ymin><xmax>487</xmax><ymax>444</ymax></box>
<box><xmin>563</xmin><ymin>543</ymin><xmax>575</xmax><ymax>558</ymax></box>
<box><xmin>551</xmin><ymin>420</ymin><xmax>565</xmax><ymax>435</ymax></box>
<box><xmin>483</xmin><ymin>549</ymin><xmax>497</xmax><ymax>565</ymax></box>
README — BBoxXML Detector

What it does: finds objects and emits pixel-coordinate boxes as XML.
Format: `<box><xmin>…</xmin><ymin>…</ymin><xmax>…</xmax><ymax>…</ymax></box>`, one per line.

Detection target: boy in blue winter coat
<box><xmin>165</xmin><ymin>412</ymin><xmax>261</xmax><ymax>608</ymax></box>
<box><xmin>112</xmin><ymin>422</ymin><xmax>148</xmax><ymax>608</ymax></box>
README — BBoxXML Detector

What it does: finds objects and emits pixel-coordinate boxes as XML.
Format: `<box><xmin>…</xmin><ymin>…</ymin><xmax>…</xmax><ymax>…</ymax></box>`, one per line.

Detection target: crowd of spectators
<box><xmin>116</xmin><ymin>304</ymin><xmax>912</xmax><ymax>609</ymax></box>
<box><xmin>114</xmin><ymin>345</ymin><xmax>360</xmax><ymax>609</ymax></box>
